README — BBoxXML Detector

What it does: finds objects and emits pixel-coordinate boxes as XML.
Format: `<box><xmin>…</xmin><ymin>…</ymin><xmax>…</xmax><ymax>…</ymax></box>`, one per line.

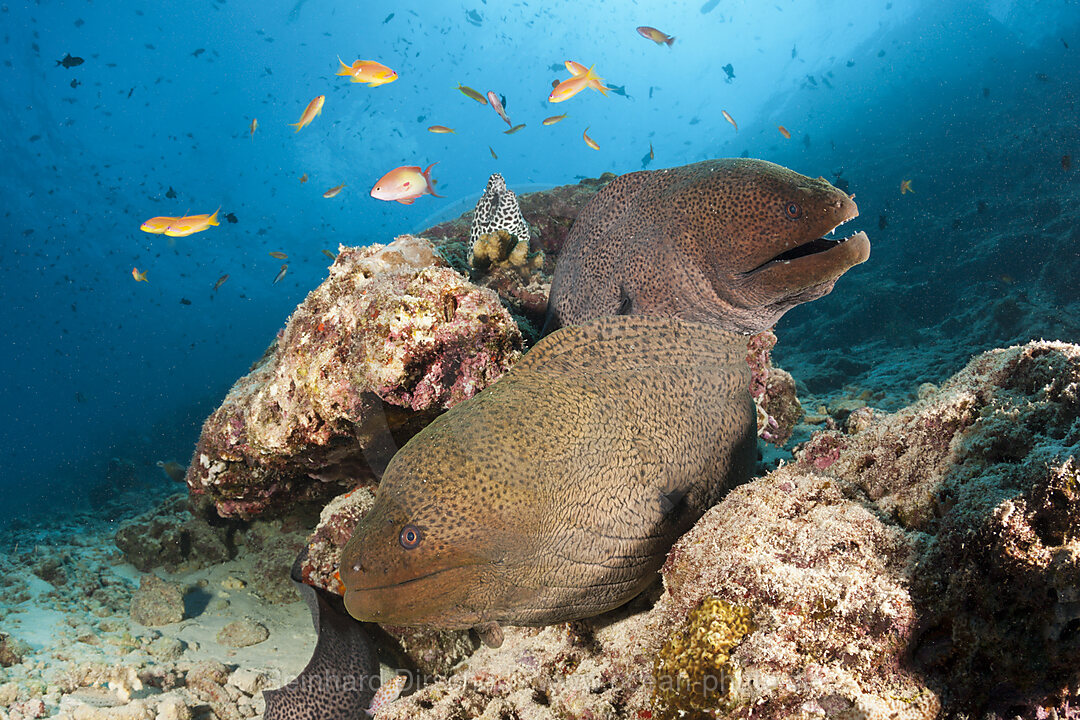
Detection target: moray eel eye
<box><xmin>786</xmin><ymin>202</ymin><xmax>802</xmax><ymax>218</ymax></box>
<box><xmin>399</xmin><ymin>525</ymin><xmax>422</xmax><ymax>549</ymax></box>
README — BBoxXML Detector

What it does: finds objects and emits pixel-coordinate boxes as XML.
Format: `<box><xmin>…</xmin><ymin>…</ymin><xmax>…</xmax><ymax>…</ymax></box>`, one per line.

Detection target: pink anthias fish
<box><xmin>369</xmin><ymin>163</ymin><xmax>444</xmax><ymax>205</ymax></box>
<box><xmin>485</xmin><ymin>90</ymin><xmax>512</xmax><ymax>127</ymax></box>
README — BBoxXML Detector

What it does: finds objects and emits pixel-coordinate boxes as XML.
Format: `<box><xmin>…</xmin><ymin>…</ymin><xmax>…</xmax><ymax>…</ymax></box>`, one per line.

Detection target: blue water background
<box><xmin>1</xmin><ymin>0</ymin><xmax>1076</xmax><ymax>521</ymax></box>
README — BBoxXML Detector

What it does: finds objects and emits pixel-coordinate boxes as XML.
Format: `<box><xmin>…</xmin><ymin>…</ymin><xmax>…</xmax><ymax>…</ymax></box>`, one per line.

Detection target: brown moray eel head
<box><xmin>340</xmin><ymin>315</ymin><xmax>756</xmax><ymax>631</ymax></box>
<box><xmin>545</xmin><ymin>158</ymin><xmax>871</xmax><ymax>335</ymax></box>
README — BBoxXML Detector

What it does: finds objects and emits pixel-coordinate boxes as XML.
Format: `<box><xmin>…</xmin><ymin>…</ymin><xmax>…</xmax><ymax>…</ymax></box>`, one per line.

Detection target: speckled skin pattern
<box><xmin>340</xmin><ymin>315</ymin><xmax>756</xmax><ymax>629</ymax></box>
<box><xmin>263</xmin><ymin>578</ymin><xmax>378</xmax><ymax>720</ymax></box>
<box><xmin>545</xmin><ymin>158</ymin><xmax>871</xmax><ymax>335</ymax></box>
<box><xmin>469</xmin><ymin>173</ymin><xmax>531</xmax><ymax>249</ymax></box>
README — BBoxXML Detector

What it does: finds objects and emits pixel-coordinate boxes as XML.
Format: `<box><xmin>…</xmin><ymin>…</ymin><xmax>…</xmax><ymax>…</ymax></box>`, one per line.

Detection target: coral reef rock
<box><xmin>129</xmin><ymin>575</ymin><xmax>184</xmax><ymax>627</ymax></box>
<box><xmin>369</xmin><ymin>340</ymin><xmax>1080</xmax><ymax>719</ymax></box>
<box><xmin>185</xmin><ymin>235</ymin><xmax>522</xmax><ymax>518</ymax></box>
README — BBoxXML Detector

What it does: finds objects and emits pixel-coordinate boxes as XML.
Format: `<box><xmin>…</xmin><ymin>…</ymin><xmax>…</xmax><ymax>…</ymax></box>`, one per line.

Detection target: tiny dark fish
<box><xmin>192</xmin><ymin>48</ymin><xmax>205</xmax><ymax>57</ymax></box>
<box><xmin>466</xmin><ymin>9</ymin><xmax>482</xmax><ymax>26</ymax></box>
<box><xmin>70</xmin><ymin>78</ymin><xmax>80</xmax><ymax>88</ymax></box>
<box><xmin>803</xmin><ymin>133</ymin><xmax>811</xmax><ymax>149</ymax></box>
<box><xmin>722</xmin><ymin>63</ymin><xmax>735</xmax><ymax>82</ymax></box>
<box><xmin>846</xmin><ymin>59</ymin><xmax>855</xmax><ymax>67</ymax></box>
<box><xmin>383</xmin><ymin>12</ymin><xmax>394</xmax><ymax>23</ymax></box>
<box><xmin>500</xmin><ymin>94</ymin><xmax>507</xmax><ymax>110</ymax></box>
<box><xmin>982</xmin><ymin>87</ymin><xmax>990</xmax><ymax>98</ymax></box>
<box><xmin>878</xmin><ymin>214</ymin><xmax>888</xmax><ymax>230</ymax></box>
<box><xmin>806</xmin><ymin>74</ymin><xmax>817</xmax><ymax>86</ymax></box>
<box><xmin>821</xmin><ymin>76</ymin><xmax>833</xmax><ymax>88</ymax></box>
<box><xmin>180</xmin><ymin>297</ymin><xmax>192</xmax><ymax>305</ymax></box>
<box><xmin>877</xmin><ymin>49</ymin><xmax>885</xmax><ymax>57</ymax></box>
<box><xmin>56</xmin><ymin>53</ymin><xmax>84</xmax><ymax>68</ymax></box>
<box><xmin>1035</xmin><ymin>72</ymin><xmax>1050</xmax><ymax>82</ymax></box>
<box><xmin>144</xmin><ymin>43</ymin><xmax>155</xmax><ymax>50</ymax></box>
<box><xmin>165</xmin><ymin>186</ymin><xmax>177</xmax><ymax>199</ymax></box>
<box><xmin>833</xmin><ymin>176</ymin><xmax>849</xmax><ymax>193</ymax></box>
<box><xmin>605</xmin><ymin>84</ymin><xmax>631</xmax><ymax>98</ymax></box>
<box><xmin>128</xmin><ymin>87</ymin><xmax>134</xmax><ymax>98</ymax></box>
<box><xmin>264</xmin><ymin>66</ymin><xmax>272</xmax><ymax>76</ymax></box>
<box><xmin>213</xmin><ymin>274</ymin><xmax>229</xmax><ymax>291</ymax></box>
<box><xmin>74</xmin><ymin>18</ymin><xmax>84</xmax><ymax>27</ymax></box>
<box><xmin>225</xmin><ymin>212</ymin><xmax>238</xmax><ymax>223</ymax></box>
<box><xmin>1062</xmin><ymin>38</ymin><xmax>1069</xmax><ymax>49</ymax></box>
<box><xmin>548</xmin><ymin>63</ymin><xmax>563</xmax><ymax>72</ymax></box>
<box><xmin>791</xmin><ymin>45</ymin><xmax>797</xmax><ymax>59</ymax></box>
<box><xmin>28</xmin><ymin>135</ymin><xmax>40</xmax><ymax>142</ymax></box>
<box><xmin>1063</xmin><ymin>155</ymin><xmax>1072</xmax><ymax>171</ymax></box>
<box><xmin>700</xmin><ymin>0</ymin><xmax>721</xmax><ymax>13</ymax></box>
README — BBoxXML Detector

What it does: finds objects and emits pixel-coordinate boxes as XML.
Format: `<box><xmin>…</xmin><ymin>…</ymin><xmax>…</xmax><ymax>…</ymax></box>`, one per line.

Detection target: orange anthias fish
<box><xmin>542</xmin><ymin>114</ymin><xmax>567</xmax><ymax>125</ymax></box>
<box><xmin>583</xmin><ymin>126</ymin><xmax>599</xmax><ymax>150</ymax></box>
<box><xmin>901</xmin><ymin>179</ymin><xmax>914</xmax><ymax>195</ymax></box>
<box><xmin>164</xmin><ymin>208</ymin><xmax>221</xmax><ymax>237</ymax></box>
<box><xmin>132</xmin><ymin>267</ymin><xmax>148</xmax><ymax>282</ymax></box>
<box><xmin>335</xmin><ymin>57</ymin><xmax>398</xmax><ymax>87</ymax></box>
<box><xmin>428</xmin><ymin>125</ymin><xmax>455</xmax><ymax>134</ymax></box>
<box><xmin>250</xmin><ymin>118</ymin><xmax>258</xmax><ymax>137</ymax></box>
<box><xmin>637</xmin><ymin>26</ymin><xmax>675</xmax><ymax>47</ymax></box>
<box><xmin>140</xmin><ymin>216</ymin><xmax>175</xmax><ymax>234</ymax></box>
<box><xmin>722</xmin><ymin>109</ymin><xmax>738</xmax><ymax>133</ymax></box>
<box><xmin>323</xmin><ymin>183</ymin><xmax>346</xmax><ymax>198</ymax></box>
<box><xmin>549</xmin><ymin>64</ymin><xmax>608</xmax><ymax>103</ymax></box>
<box><xmin>370</xmin><ymin>163</ymin><xmax>444</xmax><ymax>205</ymax></box>
<box><xmin>291</xmin><ymin>95</ymin><xmax>325</xmax><ymax>132</ymax></box>
<box><xmin>778</xmin><ymin>125</ymin><xmax>791</xmax><ymax>139</ymax></box>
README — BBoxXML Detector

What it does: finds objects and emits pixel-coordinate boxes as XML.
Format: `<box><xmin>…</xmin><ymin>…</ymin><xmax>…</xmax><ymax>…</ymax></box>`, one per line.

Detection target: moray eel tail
<box><xmin>264</xmin><ymin>553</ymin><xmax>380</xmax><ymax>720</ymax></box>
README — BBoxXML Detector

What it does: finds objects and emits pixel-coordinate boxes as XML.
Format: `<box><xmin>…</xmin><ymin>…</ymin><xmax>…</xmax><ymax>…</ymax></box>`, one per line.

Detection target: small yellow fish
<box><xmin>549</xmin><ymin>64</ymin><xmax>608</xmax><ymax>103</ymax></box>
<box><xmin>489</xmin><ymin>146</ymin><xmax>498</xmax><ymax>159</ymax></box>
<box><xmin>778</xmin><ymin>125</ymin><xmax>791</xmax><ymax>139</ymax></box>
<box><xmin>901</xmin><ymin>179</ymin><xmax>914</xmax><ymax>195</ymax></box>
<box><xmin>323</xmin><ymin>183</ymin><xmax>346</xmax><ymax>198</ymax></box>
<box><xmin>250</xmin><ymin>118</ymin><xmax>258</xmax><ymax>137</ymax></box>
<box><xmin>156</xmin><ymin>460</ymin><xmax>186</xmax><ymax>482</ymax></box>
<box><xmin>269</xmin><ymin>251</ymin><xmax>288</xmax><ymax>259</ymax></box>
<box><xmin>722</xmin><ymin>109</ymin><xmax>738</xmax><ymax>133</ymax></box>
<box><xmin>504</xmin><ymin>123</ymin><xmax>526</xmax><ymax>135</ymax></box>
<box><xmin>637</xmin><ymin>26</ymin><xmax>675</xmax><ymax>47</ymax></box>
<box><xmin>367</xmin><ymin>675</ymin><xmax>407</xmax><ymax>716</ymax></box>
<box><xmin>299</xmin><ymin>173</ymin><xmax>308</xmax><ymax>183</ymax></box>
<box><xmin>428</xmin><ymin>125</ymin><xmax>456</xmax><ymax>134</ymax></box>
<box><xmin>456</xmin><ymin>84</ymin><xmax>487</xmax><ymax>104</ymax></box>
<box><xmin>213</xmin><ymin>273</ymin><xmax>229</xmax><ymax>291</ymax></box>
<box><xmin>164</xmin><ymin>208</ymin><xmax>220</xmax><ymax>237</ymax></box>
<box><xmin>542</xmin><ymin>114</ymin><xmax>567</xmax><ymax>125</ymax></box>
<box><xmin>336</xmin><ymin>57</ymin><xmax>398</xmax><ymax>87</ymax></box>
<box><xmin>291</xmin><ymin>95</ymin><xmax>325</xmax><ymax>132</ymax></box>
<box><xmin>273</xmin><ymin>264</ymin><xmax>288</xmax><ymax>284</ymax></box>
<box><xmin>583</xmin><ymin>126</ymin><xmax>599</xmax><ymax>150</ymax></box>
<box><xmin>321</xmin><ymin>249</ymin><xmax>336</xmax><ymax>261</ymax></box>
<box><xmin>132</xmin><ymin>267</ymin><xmax>148</xmax><ymax>282</ymax></box>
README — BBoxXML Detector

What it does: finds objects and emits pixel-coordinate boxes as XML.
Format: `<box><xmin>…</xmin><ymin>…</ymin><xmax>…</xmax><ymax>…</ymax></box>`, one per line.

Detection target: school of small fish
<box><xmin>131</xmin><ymin>21</ymin><xmax>808</xmax><ymax>327</ymax></box>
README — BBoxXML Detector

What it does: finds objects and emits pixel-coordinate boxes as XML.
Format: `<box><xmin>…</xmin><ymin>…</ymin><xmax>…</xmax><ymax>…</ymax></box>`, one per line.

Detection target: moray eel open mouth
<box><xmin>747</xmin><ymin>216</ymin><xmax>868</xmax><ymax>276</ymax></box>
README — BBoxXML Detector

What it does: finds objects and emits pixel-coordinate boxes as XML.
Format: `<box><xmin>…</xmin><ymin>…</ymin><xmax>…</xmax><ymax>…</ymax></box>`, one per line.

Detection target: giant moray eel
<box><xmin>544</xmin><ymin>158</ymin><xmax>870</xmax><ymax>335</ymax></box>
<box><xmin>339</xmin><ymin>315</ymin><xmax>757</xmax><ymax>639</ymax></box>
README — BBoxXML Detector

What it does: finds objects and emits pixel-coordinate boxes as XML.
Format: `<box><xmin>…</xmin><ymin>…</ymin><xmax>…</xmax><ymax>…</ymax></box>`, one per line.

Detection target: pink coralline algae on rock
<box><xmin>185</xmin><ymin>235</ymin><xmax>522</xmax><ymax>518</ymax></box>
<box><xmin>746</xmin><ymin>330</ymin><xmax>803</xmax><ymax>446</ymax></box>
<box><xmin>365</xmin><ymin>340</ymin><xmax>1080</xmax><ymax>720</ymax></box>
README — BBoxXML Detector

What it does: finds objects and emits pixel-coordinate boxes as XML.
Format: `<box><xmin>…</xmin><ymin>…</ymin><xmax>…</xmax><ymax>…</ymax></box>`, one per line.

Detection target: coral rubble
<box><xmin>184</xmin><ymin>236</ymin><xmax>522</xmax><ymax>518</ymax></box>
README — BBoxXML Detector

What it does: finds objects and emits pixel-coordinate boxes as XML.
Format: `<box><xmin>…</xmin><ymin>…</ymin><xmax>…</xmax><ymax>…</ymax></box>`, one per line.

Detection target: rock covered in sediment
<box><xmin>215</xmin><ymin>619</ymin><xmax>269</xmax><ymax>648</ymax></box>
<box><xmin>129</xmin><ymin>575</ymin><xmax>184</xmax><ymax>627</ymax></box>
<box><xmin>185</xmin><ymin>235</ymin><xmax>522</xmax><ymax>518</ymax></box>
<box><xmin>369</xmin><ymin>340</ymin><xmax>1080</xmax><ymax>720</ymax></box>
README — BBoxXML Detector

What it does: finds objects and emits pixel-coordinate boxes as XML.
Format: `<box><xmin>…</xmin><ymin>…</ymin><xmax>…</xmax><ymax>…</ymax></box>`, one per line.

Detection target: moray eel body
<box><xmin>340</xmin><ymin>315</ymin><xmax>756</xmax><ymax>630</ymax></box>
<box><xmin>264</xmin><ymin>556</ymin><xmax>379</xmax><ymax>720</ymax></box>
<box><xmin>544</xmin><ymin>158</ymin><xmax>870</xmax><ymax>335</ymax></box>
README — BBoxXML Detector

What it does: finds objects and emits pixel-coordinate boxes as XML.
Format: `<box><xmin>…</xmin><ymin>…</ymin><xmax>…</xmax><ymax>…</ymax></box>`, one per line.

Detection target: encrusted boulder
<box><xmin>185</xmin><ymin>236</ymin><xmax>522</xmax><ymax>518</ymax></box>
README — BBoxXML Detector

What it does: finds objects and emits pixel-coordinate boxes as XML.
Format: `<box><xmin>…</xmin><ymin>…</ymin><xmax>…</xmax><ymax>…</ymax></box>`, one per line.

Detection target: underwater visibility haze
<box><xmin>1</xmin><ymin>0</ymin><xmax>1079</xmax><ymax>717</ymax></box>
